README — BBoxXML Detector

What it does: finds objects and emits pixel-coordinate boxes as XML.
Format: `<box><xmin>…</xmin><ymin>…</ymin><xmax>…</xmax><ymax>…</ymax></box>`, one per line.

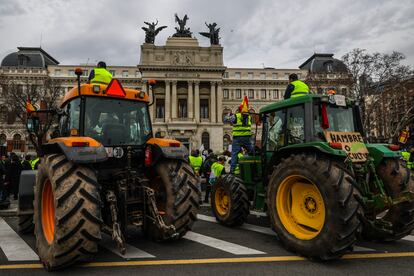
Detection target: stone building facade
<box><xmin>1</xmin><ymin>39</ymin><xmax>349</xmax><ymax>155</ymax></box>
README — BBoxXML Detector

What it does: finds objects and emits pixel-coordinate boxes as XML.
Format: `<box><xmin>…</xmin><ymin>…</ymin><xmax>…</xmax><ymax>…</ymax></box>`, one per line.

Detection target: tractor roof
<box><xmin>60</xmin><ymin>83</ymin><xmax>149</xmax><ymax>107</ymax></box>
<box><xmin>260</xmin><ymin>94</ymin><xmax>355</xmax><ymax>114</ymax></box>
<box><xmin>260</xmin><ymin>94</ymin><xmax>320</xmax><ymax>114</ymax></box>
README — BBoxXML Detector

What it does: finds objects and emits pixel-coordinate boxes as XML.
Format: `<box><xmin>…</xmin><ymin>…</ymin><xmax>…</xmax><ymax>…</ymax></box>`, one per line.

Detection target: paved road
<box><xmin>1</xmin><ymin>207</ymin><xmax>414</xmax><ymax>275</ymax></box>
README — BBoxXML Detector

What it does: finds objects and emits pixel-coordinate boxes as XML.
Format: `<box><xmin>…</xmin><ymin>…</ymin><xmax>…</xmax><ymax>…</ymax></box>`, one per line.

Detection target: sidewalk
<box><xmin>0</xmin><ymin>199</ymin><xmax>18</xmax><ymax>217</ymax></box>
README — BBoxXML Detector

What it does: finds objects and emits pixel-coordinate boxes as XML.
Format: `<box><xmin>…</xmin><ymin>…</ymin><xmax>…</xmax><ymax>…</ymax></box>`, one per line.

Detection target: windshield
<box><xmin>314</xmin><ymin>103</ymin><xmax>356</xmax><ymax>138</ymax></box>
<box><xmin>84</xmin><ymin>97</ymin><xmax>152</xmax><ymax>146</ymax></box>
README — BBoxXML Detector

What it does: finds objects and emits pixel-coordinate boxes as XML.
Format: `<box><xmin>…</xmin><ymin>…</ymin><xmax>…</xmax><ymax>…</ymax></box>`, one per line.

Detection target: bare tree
<box><xmin>0</xmin><ymin>74</ymin><xmax>63</xmax><ymax>154</ymax></box>
<box><xmin>341</xmin><ymin>49</ymin><xmax>413</xmax><ymax>140</ymax></box>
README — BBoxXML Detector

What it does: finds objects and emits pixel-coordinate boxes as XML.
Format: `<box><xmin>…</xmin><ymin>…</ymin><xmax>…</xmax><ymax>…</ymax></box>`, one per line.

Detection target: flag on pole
<box><xmin>239</xmin><ymin>95</ymin><xmax>249</xmax><ymax>113</ymax></box>
<box><xmin>26</xmin><ymin>96</ymin><xmax>36</xmax><ymax>113</ymax></box>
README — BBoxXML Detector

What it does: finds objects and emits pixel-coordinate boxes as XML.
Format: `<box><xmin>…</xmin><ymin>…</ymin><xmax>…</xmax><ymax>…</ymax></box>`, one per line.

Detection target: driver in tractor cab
<box><xmin>88</xmin><ymin>61</ymin><xmax>113</xmax><ymax>85</ymax></box>
<box><xmin>284</xmin><ymin>73</ymin><xmax>310</xmax><ymax>99</ymax></box>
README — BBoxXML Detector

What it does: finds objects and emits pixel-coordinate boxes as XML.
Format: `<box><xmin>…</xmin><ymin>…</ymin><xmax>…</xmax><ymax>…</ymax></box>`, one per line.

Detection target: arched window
<box><xmin>12</xmin><ymin>134</ymin><xmax>22</xmax><ymax>151</ymax></box>
<box><xmin>201</xmin><ymin>132</ymin><xmax>210</xmax><ymax>150</ymax></box>
<box><xmin>223</xmin><ymin>134</ymin><xmax>231</xmax><ymax>151</ymax></box>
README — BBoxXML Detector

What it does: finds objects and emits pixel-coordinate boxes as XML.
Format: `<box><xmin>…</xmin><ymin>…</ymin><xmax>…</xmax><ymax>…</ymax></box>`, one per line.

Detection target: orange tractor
<box><xmin>19</xmin><ymin>69</ymin><xmax>200</xmax><ymax>270</ymax></box>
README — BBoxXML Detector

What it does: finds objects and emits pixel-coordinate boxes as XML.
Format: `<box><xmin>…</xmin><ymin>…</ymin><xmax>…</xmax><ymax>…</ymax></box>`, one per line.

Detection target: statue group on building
<box><xmin>141</xmin><ymin>20</ymin><xmax>167</xmax><ymax>44</ymax></box>
<box><xmin>141</xmin><ymin>14</ymin><xmax>220</xmax><ymax>45</ymax></box>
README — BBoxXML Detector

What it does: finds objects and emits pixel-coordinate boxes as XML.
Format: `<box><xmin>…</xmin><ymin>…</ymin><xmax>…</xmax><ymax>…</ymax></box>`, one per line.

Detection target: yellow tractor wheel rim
<box><xmin>276</xmin><ymin>175</ymin><xmax>325</xmax><ymax>240</ymax></box>
<box><xmin>215</xmin><ymin>186</ymin><xmax>230</xmax><ymax>217</ymax></box>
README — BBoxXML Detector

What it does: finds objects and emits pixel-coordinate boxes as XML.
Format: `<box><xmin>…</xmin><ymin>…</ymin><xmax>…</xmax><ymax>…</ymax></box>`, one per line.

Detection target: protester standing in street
<box><xmin>21</xmin><ymin>155</ymin><xmax>32</xmax><ymax>171</ymax></box>
<box><xmin>201</xmin><ymin>149</ymin><xmax>218</xmax><ymax>203</ymax></box>
<box><xmin>7</xmin><ymin>154</ymin><xmax>22</xmax><ymax>200</ymax></box>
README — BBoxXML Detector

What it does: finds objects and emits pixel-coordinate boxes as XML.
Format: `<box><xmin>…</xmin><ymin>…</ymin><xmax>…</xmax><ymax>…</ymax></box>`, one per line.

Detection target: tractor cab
<box><xmin>57</xmin><ymin>81</ymin><xmax>152</xmax><ymax>164</ymax></box>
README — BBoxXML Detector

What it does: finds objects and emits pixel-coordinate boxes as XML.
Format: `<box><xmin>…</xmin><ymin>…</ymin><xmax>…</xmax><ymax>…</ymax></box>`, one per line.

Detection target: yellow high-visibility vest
<box><xmin>232</xmin><ymin>113</ymin><xmax>252</xmax><ymax>137</ymax></box>
<box><xmin>91</xmin><ymin>68</ymin><xmax>113</xmax><ymax>85</ymax></box>
<box><xmin>189</xmin><ymin>155</ymin><xmax>203</xmax><ymax>173</ymax></box>
<box><xmin>291</xmin><ymin>80</ymin><xmax>310</xmax><ymax>98</ymax></box>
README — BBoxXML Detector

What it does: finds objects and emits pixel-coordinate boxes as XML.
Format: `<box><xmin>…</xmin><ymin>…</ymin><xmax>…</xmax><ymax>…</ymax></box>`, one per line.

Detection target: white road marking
<box><xmin>197</xmin><ymin>214</ymin><xmax>275</xmax><ymax>236</ymax></box>
<box><xmin>101</xmin><ymin>234</ymin><xmax>155</xmax><ymax>259</ymax></box>
<box><xmin>197</xmin><ymin>214</ymin><xmax>378</xmax><ymax>252</ymax></box>
<box><xmin>184</xmin><ymin>231</ymin><xmax>266</xmax><ymax>255</ymax></box>
<box><xmin>353</xmin><ymin>246</ymin><xmax>375</xmax><ymax>252</ymax></box>
<box><xmin>0</xmin><ymin>218</ymin><xmax>39</xmax><ymax>261</ymax></box>
<box><xmin>402</xmin><ymin>235</ymin><xmax>414</xmax><ymax>242</ymax></box>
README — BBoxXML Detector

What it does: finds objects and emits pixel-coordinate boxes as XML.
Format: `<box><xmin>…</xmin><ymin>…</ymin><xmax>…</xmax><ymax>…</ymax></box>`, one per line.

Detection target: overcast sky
<box><xmin>0</xmin><ymin>0</ymin><xmax>413</xmax><ymax>69</ymax></box>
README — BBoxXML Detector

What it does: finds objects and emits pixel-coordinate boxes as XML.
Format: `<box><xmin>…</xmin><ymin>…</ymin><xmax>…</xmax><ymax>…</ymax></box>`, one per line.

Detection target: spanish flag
<box><xmin>239</xmin><ymin>95</ymin><xmax>249</xmax><ymax>113</ymax></box>
<box><xmin>26</xmin><ymin>97</ymin><xmax>36</xmax><ymax>113</ymax></box>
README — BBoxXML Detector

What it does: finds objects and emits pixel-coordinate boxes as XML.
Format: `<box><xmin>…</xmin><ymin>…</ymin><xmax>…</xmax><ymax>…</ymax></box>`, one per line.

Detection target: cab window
<box><xmin>286</xmin><ymin>105</ymin><xmax>305</xmax><ymax>145</ymax></box>
<box><xmin>266</xmin><ymin>110</ymin><xmax>285</xmax><ymax>151</ymax></box>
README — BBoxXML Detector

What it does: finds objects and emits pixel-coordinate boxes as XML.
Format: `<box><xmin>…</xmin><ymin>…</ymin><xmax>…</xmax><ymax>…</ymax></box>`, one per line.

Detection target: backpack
<box><xmin>202</xmin><ymin>154</ymin><xmax>217</xmax><ymax>175</ymax></box>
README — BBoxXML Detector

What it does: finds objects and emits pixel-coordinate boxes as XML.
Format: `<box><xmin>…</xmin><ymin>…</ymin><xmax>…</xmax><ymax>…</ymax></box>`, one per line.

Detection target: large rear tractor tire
<box><xmin>267</xmin><ymin>153</ymin><xmax>360</xmax><ymax>260</ymax></box>
<box><xmin>34</xmin><ymin>154</ymin><xmax>102</xmax><ymax>271</ymax></box>
<box><xmin>144</xmin><ymin>160</ymin><xmax>200</xmax><ymax>241</ymax></box>
<box><xmin>18</xmin><ymin>214</ymin><xmax>34</xmax><ymax>234</ymax></box>
<box><xmin>360</xmin><ymin>158</ymin><xmax>414</xmax><ymax>241</ymax></box>
<box><xmin>211</xmin><ymin>174</ymin><xmax>250</xmax><ymax>226</ymax></box>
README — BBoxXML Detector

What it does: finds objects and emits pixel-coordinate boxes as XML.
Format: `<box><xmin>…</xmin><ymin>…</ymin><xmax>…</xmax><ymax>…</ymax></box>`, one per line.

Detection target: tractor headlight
<box><xmin>138</xmin><ymin>91</ymin><xmax>146</xmax><ymax>99</ymax></box>
<box><xmin>92</xmin><ymin>85</ymin><xmax>100</xmax><ymax>94</ymax></box>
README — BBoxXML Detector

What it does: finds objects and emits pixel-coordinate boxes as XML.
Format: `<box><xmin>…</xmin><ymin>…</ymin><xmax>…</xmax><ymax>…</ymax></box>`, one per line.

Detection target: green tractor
<box><xmin>211</xmin><ymin>93</ymin><xmax>414</xmax><ymax>260</ymax></box>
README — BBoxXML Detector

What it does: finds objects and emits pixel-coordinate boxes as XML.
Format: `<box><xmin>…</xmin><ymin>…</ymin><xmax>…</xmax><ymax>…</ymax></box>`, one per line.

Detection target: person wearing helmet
<box><xmin>88</xmin><ymin>61</ymin><xmax>113</xmax><ymax>85</ymax></box>
<box><xmin>283</xmin><ymin>73</ymin><xmax>310</xmax><ymax>99</ymax></box>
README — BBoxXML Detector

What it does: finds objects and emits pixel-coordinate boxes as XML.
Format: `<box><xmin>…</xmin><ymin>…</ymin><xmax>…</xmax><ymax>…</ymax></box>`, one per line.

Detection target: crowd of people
<box><xmin>188</xmin><ymin>146</ymin><xmax>248</xmax><ymax>204</ymax></box>
<box><xmin>0</xmin><ymin>153</ymin><xmax>39</xmax><ymax>208</ymax></box>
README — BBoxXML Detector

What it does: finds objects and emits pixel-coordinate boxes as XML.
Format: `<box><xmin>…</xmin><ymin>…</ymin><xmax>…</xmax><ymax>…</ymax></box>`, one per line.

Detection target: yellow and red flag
<box><xmin>239</xmin><ymin>95</ymin><xmax>249</xmax><ymax>113</ymax></box>
<box><xmin>26</xmin><ymin>97</ymin><xmax>36</xmax><ymax>113</ymax></box>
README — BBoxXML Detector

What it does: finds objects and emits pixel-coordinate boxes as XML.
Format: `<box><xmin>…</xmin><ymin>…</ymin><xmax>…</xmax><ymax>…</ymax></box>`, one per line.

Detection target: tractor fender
<box><xmin>366</xmin><ymin>144</ymin><xmax>400</xmax><ymax>167</ymax></box>
<box><xmin>146</xmin><ymin>138</ymin><xmax>189</xmax><ymax>165</ymax></box>
<box><xmin>18</xmin><ymin>170</ymin><xmax>37</xmax><ymax>215</ymax></box>
<box><xmin>41</xmin><ymin>137</ymin><xmax>108</xmax><ymax>164</ymax></box>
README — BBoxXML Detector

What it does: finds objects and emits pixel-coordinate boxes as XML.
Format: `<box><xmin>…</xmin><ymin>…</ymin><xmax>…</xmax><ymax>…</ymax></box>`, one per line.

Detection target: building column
<box><xmin>210</xmin><ymin>81</ymin><xmax>216</xmax><ymax>123</ymax></box>
<box><xmin>171</xmin><ymin>80</ymin><xmax>177</xmax><ymax>119</ymax></box>
<box><xmin>149</xmin><ymin>82</ymin><xmax>156</xmax><ymax>121</ymax></box>
<box><xmin>217</xmin><ymin>82</ymin><xmax>223</xmax><ymax>123</ymax></box>
<box><xmin>165</xmin><ymin>80</ymin><xmax>171</xmax><ymax>122</ymax></box>
<box><xmin>188</xmin><ymin>81</ymin><xmax>194</xmax><ymax>119</ymax></box>
<box><xmin>194</xmin><ymin>81</ymin><xmax>200</xmax><ymax>123</ymax></box>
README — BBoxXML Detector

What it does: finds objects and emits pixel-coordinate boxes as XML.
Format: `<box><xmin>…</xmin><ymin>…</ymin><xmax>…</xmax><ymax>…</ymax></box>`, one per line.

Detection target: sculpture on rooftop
<box><xmin>199</xmin><ymin>22</ymin><xmax>220</xmax><ymax>45</ymax></box>
<box><xmin>141</xmin><ymin>20</ymin><xmax>167</xmax><ymax>44</ymax></box>
<box><xmin>172</xmin><ymin>14</ymin><xmax>192</xmax><ymax>37</ymax></box>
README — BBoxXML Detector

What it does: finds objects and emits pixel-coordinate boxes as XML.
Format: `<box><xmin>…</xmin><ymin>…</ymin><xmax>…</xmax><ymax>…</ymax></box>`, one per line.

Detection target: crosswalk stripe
<box><xmin>184</xmin><ymin>231</ymin><xmax>266</xmax><ymax>255</ymax></box>
<box><xmin>197</xmin><ymin>214</ymin><xmax>275</xmax><ymax>235</ymax></box>
<box><xmin>353</xmin><ymin>246</ymin><xmax>375</xmax><ymax>252</ymax></box>
<box><xmin>101</xmin><ymin>234</ymin><xmax>155</xmax><ymax>259</ymax></box>
<box><xmin>0</xmin><ymin>218</ymin><xmax>39</xmax><ymax>261</ymax></box>
<box><xmin>401</xmin><ymin>235</ymin><xmax>414</xmax><ymax>242</ymax></box>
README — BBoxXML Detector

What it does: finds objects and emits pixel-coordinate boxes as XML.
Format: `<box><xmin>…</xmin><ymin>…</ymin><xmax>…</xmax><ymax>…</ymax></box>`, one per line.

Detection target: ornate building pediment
<box><xmin>171</xmin><ymin>51</ymin><xmax>193</xmax><ymax>66</ymax></box>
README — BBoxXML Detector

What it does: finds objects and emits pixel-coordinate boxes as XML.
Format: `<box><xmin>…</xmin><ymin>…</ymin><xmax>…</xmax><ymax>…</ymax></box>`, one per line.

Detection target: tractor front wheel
<box><xmin>34</xmin><ymin>154</ymin><xmax>102</xmax><ymax>271</ymax></box>
<box><xmin>267</xmin><ymin>153</ymin><xmax>360</xmax><ymax>260</ymax></box>
<box><xmin>211</xmin><ymin>174</ymin><xmax>250</xmax><ymax>226</ymax></box>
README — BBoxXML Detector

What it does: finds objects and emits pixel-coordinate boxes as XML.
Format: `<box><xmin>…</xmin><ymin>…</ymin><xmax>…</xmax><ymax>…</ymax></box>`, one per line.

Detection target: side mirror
<box><xmin>27</xmin><ymin>117</ymin><xmax>40</xmax><ymax>133</ymax></box>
